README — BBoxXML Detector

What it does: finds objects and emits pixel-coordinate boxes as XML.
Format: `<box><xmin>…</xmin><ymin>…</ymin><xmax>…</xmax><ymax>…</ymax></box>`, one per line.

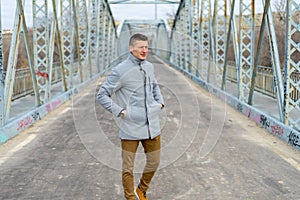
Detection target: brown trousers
<box><xmin>121</xmin><ymin>135</ymin><xmax>161</xmax><ymax>200</ymax></box>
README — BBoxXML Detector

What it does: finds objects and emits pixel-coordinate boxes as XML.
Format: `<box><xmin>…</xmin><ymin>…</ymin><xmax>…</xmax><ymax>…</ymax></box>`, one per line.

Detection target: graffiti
<box><xmin>46</xmin><ymin>104</ymin><xmax>51</xmax><ymax>113</ymax></box>
<box><xmin>271</xmin><ymin>125</ymin><xmax>283</xmax><ymax>136</ymax></box>
<box><xmin>52</xmin><ymin>100</ymin><xmax>62</xmax><ymax>109</ymax></box>
<box><xmin>67</xmin><ymin>91</ymin><xmax>72</xmax><ymax>98</ymax></box>
<box><xmin>46</xmin><ymin>99</ymin><xmax>62</xmax><ymax>113</ymax></box>
<box><xmin>237</xmin><ymin>102</ymin><xmax>243</xmax><ymax>112</ymax></box>
<box><xmin>245</xmin><ymin>107</ymin><xmax>251</xmax><ymax>117</ymax></box>
<box><xmin>288</xmin><ymin>131</ymin><xmax>300</xmax><ymax>147</ymax></box>
<box><xmin>0</xmin><ymin>134</ymin><xmax>8</xmax><ymax>143</ymax></box>
<box><xmin>35</xmin><ymin>70</ymin><xmax>49</xmax><ymax>80</ymax></box>
<box><xmin>31</xmin><ymin>111</ymin><xmax>41</xmax><ymax>121</ymax></box>
<box><xmin>73</xmin><ymin>88</ymin><xmax>78</xmax><ymax>95</ymax></box>
<box><xmin>249</xmin><ymin>111</ymin><xmax>260</xmax><ymax>124</ymax></box>
<box><xmin>17</xmin><ymin>116</ymin><xmax>33</xmax><ymax>131</ymax></box>
<box><xmin>260</xmin><ymin>115</ymin><xmax>270</xmax><ymax>127</ymax></box>
<box><xmin>213</xmin><ymin>88</ymin><xmax>217</xmax><ymax>94</ymax></box>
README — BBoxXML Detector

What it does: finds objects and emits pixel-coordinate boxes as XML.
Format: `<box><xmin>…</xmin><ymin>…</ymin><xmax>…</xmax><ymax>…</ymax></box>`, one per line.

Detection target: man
<box><xmin>96</xmin><ymin>33</ymin><xmax>164</xmax><ymax>200</ymax></box>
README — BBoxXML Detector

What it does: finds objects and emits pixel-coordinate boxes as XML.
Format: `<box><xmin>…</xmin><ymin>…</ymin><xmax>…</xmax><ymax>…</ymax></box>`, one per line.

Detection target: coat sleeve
<box><xmin>96</xmin><ymin>68</ymin><xmax>124</xmax><ymax>117</ymax></box>
<box><xmin>152</xmin><ymin>75</ymin><xmax>164</xmax><ymax>107</ymax></box>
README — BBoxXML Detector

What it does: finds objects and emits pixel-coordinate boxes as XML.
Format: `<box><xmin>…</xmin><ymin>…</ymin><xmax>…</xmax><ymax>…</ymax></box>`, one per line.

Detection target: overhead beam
<box><xmin>108</xmin><ymin>0</ymin><xmax>180</xmax><ymax>4</ymax></box>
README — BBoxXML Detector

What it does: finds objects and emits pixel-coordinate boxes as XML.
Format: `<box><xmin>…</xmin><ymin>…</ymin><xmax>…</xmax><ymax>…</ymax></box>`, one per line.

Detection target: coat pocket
<box><xmin>126</xmin><ymin>106</ymin><xmax>147</xmax><ymax>124</ymax></box>
<box><xmin>148</xmin><ymin>102</ymin><xmax>161</xmax><ymax>117</ymax></box>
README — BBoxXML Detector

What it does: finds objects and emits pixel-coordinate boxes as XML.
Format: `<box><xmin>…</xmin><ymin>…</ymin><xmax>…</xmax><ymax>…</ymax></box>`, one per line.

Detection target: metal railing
<box><xmin>12</xmin><ymin>63</ymin><xmax>300</xmax><ymax>105</ymax></box>
<box><xmin>227</xmin><ymin>64</ymin><xmax>300</xmax><ymax>102</ymax></box>
<box><xmin>4</xmin><ymin>65</ymin><xmax>62</xmax><ymax>101</ymax></box>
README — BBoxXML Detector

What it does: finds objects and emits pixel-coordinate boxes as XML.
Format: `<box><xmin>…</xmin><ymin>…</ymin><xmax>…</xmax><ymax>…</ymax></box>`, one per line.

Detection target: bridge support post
<box><xmin>283</xmin><ymin>0</ymin><xmax>300</xmax><ymax>129</ymax></box>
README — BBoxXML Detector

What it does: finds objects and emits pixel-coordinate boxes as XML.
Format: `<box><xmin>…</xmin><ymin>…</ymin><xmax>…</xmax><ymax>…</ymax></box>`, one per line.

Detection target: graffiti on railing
<box><xmin>260</xmin><ymin>114</ymin><xmax>270</xmax><ymax>128</ymax></box>
<box><xmin>0</xmin><ymin>134</ymin><xmax>8</xmax><ymax>143</ymax></box>
<box><xmin>288</xmin><ymin>131</ymin><xmax>300</xmax><ymax>148</ymax></box>
<box><xmin>17</xmin><ymin>116</ymin><xmax>33</xmax><ymax>131</ymax></box>
<box><xmin>46</xmin><ymin>99</ymin><xmax>62</xmax><ymax>113</ymax></box>
<box><xmin>271</xmin><ymin>125</ymin><xmax>284</xmax><ymax>137</ymax></box>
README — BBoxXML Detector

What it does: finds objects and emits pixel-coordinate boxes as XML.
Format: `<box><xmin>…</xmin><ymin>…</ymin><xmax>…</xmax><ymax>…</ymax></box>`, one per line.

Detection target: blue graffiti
<box><xmin>0</xmin><ymin>134</ymin><xmax>8</xmax><ymax>144</ymax></box>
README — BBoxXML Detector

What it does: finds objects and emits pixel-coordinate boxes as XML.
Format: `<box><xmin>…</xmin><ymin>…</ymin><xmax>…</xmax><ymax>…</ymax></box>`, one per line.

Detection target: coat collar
<box><xmin>128</xmin><ymin>53</ymin><xmax>146</xmax><ymax>66</ymax></box>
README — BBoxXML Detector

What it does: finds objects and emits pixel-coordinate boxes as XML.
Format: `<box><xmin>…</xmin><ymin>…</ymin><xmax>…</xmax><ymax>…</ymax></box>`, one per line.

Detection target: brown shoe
<box><xmin>135</xmin><ymin>186</ymin><xmax>148</xmax><ymax>200</ymax></box>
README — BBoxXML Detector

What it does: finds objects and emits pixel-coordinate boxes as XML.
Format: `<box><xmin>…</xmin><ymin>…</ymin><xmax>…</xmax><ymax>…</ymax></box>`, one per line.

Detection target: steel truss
<box><xmin>171</xmin><ymin>0</ymin><xmax>300</xmax><ymax>130</ymax></box>
<box><xmin>238</xmin><ymin>0</ymin><xmax>255</xmax><ymax>103</ymax></box>
<box><xmin>0</xmin><ymin>0</ymin><xmax>117</xmax><ymax>127</ymax></box>
<box><xmin>284</xmin><ymin>0</ymin><xmax>300</xmax><ymax>129</ymax></box>
<box><xmin>33</xmin><ymin>0</ymin><xmax>51</xmax><ymax>104</ymax></box>
<box><xmin>1</xmin><ymin>0</ymin><xmax>300</xmax><ymax>137</ymax></box>
<box><xmin>213</xmin><ymin>0</ymin><xmax>227</xmax><ymax>88</ymax></box>
<box><xmin>200</xmin><ymin>0</ymin><xmax>212</xmax><ymax>82</ymax></box>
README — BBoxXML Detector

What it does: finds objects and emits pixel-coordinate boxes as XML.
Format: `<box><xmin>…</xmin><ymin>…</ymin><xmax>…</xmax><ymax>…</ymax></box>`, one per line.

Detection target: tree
<box><xmin>272</xmin><ymin>0</ymin><xmax>286</xmax><ymax>22</ymax></box>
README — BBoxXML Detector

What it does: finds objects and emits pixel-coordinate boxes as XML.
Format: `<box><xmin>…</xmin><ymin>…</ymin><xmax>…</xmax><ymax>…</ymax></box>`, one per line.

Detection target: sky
<box><xmin>0</xmin><ymin>0</ymin><xmax>178</xmax><ymax>30</ymax></box>
<box><xmin>1</xmin><ymin>0</ymin><xmax>298</xmax><ymax>30</ymax></box>
<box><xmin>109</xmin><ymin>4</ymin><xmax>178</xmax><ymax>21</ymax></box>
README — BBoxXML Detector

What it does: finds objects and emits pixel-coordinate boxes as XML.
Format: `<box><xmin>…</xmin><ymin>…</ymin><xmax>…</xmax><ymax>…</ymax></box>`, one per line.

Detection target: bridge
<box><xmin>1</xmin><ymin>0</ymin><xmax>300</xmax><ymax>199</ymax></box>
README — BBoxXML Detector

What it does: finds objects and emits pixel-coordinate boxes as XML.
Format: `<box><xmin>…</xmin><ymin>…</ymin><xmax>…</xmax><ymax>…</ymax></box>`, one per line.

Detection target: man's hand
<box><xmin>121</xmin><ymin>110</ymin><xmax>126</xmax><ymax>118</ymax></box>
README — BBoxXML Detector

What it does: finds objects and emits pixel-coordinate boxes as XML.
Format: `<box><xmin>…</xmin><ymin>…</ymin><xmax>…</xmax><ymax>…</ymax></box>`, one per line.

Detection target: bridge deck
<box><xmin>1</xmin><ymin>56</ymin><xmax>300</xmax><ymax>199</ymax></box>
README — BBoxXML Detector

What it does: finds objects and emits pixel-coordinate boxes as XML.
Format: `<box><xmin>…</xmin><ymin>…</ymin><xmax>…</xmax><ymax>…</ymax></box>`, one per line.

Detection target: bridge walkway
<box><xmin>1</xmin><ymin>56</ymin><xmax>300</xmax><ymax>199</ymax></box>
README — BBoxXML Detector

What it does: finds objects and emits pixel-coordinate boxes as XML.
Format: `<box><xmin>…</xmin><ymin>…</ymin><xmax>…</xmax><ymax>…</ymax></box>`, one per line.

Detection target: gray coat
<box><xmin>96</xmin><ymin>53</ymin><xmax>164</xmax><ymax>140</ymax></box>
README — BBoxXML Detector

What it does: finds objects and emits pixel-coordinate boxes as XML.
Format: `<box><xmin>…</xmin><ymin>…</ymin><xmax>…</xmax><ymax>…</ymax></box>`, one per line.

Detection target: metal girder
<box><xmin>200</xmin><ymin>0</ymin><xmax>212</xmax><ymax>82</ymax></box>
<box><xmin>76</xmin><ymin>0</ymin><xmax>89</xmax><ymax>80</ymax></box>
<box><xmin>222</xmin><ymin>0</ymin><xmax>237</xmax><ymax>91</ymax></box>
<box><xmin>33</xmin><ymin>0</ymin><xmax>51</xmax><ymax>104</ymax></box>
<box><xmin>103</xmin><ymin>13</ymin><xmax>110</xmax><ymax>70</ymax></box>
<box><xmin>191</xmin><ymin>0</ymin><xmax>200</xmax><ymax>77</ymax></box>
<box><xmin>171</xmin><ymin>0</ymin><xmax>200</xmax><ymax>75</ymax></box>
<box><xmin>89</xmin><ymin>0</ymin><xmax>98</xmax><ymax>69</ymax></box>
<box><xmin>51</xmin><ymin>0</ymin><xmax>67</xmax><ymax>91</ymax></box>
<box><xmin>238</xmin><ymin>0</ymin><xmax>255</xmax><ymax>103</ymax></box>
<box><xmin>171</xmin><ymin>20</ymin><xmax>181</xmax><ymax>68</ymax></box>
<box><xmin>18</xmin><ymin>0</ymin><xmax>39</xmax><ymax>106</ymax></box>
<box><xmin>284</xmin><ymin>0</ymin><xmax>300</xmax><ymax>129</ymax></box>
<box><xmin>85</xmin><ymin>0</ymin><xmax>93</xmax><ymax>78</ymax></box>
<box><xmin>170</xmin><ymin>1</ymin><xmax>184</xmax><ymax>69</ymax></box>
<box><xmin>178</xmin><ymin>0</ymin><xmax>191</xmax><ymax>72</ymax></box>
<box><xmin>3</xmin><ymin>0</ymin><xmax>24</xmax><ymax>123</ymax></box>
<box><xmin>107</xmin><ymin>16</ymin><xmax>115</xmax><ymax>68</ymax></box>
<box><xmin>0</xmin><ymin>0</ymin><xmax>3</xmax><ymax>127</ymax></box>
<box><xmin>3</xmin><ymin>0</ymin><xmax>39</xmax><ymax>123</ymax></box>
<box><xmin>61</xmin><ymin>0</ymin><xmax>75</xmax><ymax>90</ymax></box>
<box><xmin>213</xmin><ymin>0</ymin><xmax>227</xmax><ymax>89</ymax></box>
<box><xmin>96</xmin><ymin>0</ymin><xmax>105</xmax><ymax>72</ymax></box>
<box><xmin>248</xmin><ymin>0</ymin><xmax>270</xmax><ymax>105</ymax></box>
<box><xmin>72</xmin><ymin>0</ymin><xmax>84</xmax><ymax>83</ymax></box>
<box><xmin>265</xmin><ymin>0</ymin><xmax>284</xmax><ymax>122</ymax></box>
<box><xmin>108</xmin><ymin>0</ymin><xmax>180</xmax><ymax>4</ymax></box>
<box><xmin>185</xmin><ymin>0</ymin><xmax>192</xmax><ymax>73</ymax></box>
<box><xmin>178</xmin><ymin>1</ymin><xmax>185</xmax><ymax>70</ymax></box>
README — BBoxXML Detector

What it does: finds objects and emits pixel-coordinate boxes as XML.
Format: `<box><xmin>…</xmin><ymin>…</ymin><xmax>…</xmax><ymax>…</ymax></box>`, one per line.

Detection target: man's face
<box><xmin>130</xmin><ymin>40</ymin><xmax>149</xmax><ymax>61</ymax></box>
